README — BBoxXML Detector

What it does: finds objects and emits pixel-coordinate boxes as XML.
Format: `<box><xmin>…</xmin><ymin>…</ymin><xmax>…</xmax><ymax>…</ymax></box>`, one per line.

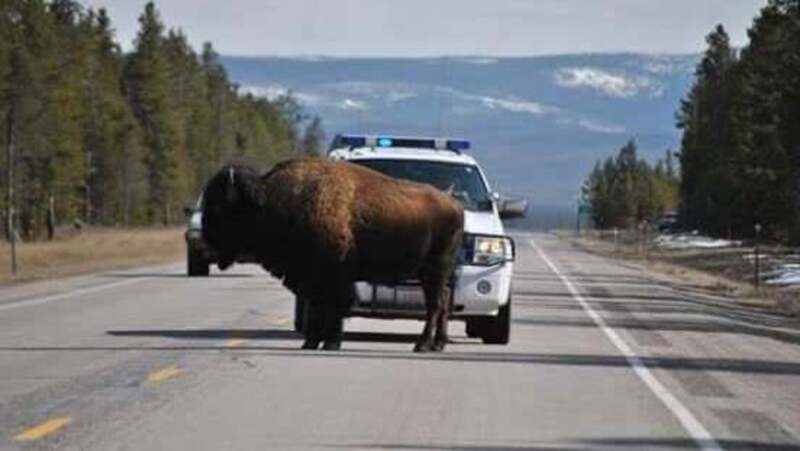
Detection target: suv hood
<box><xmin>463</xmin><ymin>209</ymin><xmax>504</xmax><ymax>236</ymax></box>
<box><xmin>189</xmin><ymin>209</ymin><xmax>503</xmax><ymax>236</ymax></box>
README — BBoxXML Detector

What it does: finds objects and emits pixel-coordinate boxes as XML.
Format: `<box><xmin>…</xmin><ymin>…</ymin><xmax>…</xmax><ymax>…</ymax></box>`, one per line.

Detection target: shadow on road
<box><xmin>108</xmin><ymin>328</ymin><xmax>300</xmax><ymax>339</ymax></box>
<box><xmin>323</xmin><ymin>438</ymin><xmax>800</xmax><ymax>450</ymax></box>
<box><xmin>101</xmin><ymin>273</ymin><xmax>255</xmax><ymax>279</ymax></box>
<box><xmin>2</xmin><ymin>339</ymin><xmax>799</xmax><ymax>375</ymax></box>
<box><xmin>105</xmin><ymin>328</ymin><xmax>422</xmax><ymax>343</ymax></box>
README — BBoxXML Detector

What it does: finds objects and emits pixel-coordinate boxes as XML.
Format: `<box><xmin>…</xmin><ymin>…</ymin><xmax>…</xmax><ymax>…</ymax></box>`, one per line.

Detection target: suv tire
<box><xmin>465</xmin><ymin>319</ymin><xmax>483</xmax><ymax>338</ymax></box>
<box><xmin>187</xmin><ymin>249</ymin><xmax>210</xmax><ymax>277</ymax></box>
<box><xmin>481</xmin><ymin>298</ymin><xmax>511</xmax><ymax>345</ymax></box>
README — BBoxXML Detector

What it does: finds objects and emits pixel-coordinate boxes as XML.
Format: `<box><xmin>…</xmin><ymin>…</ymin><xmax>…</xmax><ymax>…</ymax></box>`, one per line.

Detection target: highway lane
<box><xmin>1</xmin><ymin>233</ymin><xmax>799</xmax><ymax>450</ymax></box>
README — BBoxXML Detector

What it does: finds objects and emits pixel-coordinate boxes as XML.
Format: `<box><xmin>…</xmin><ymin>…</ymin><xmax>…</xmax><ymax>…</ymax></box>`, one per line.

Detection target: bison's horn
<box><xmin>226</xmin><ymin>166</ymin><xmax>236</xmax><ymax>202</ymax></box>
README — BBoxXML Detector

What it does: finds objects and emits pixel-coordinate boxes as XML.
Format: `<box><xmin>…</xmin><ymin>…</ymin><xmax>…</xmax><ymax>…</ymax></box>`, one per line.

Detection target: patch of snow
<box><xmin>654</xmin><ymin>233</ymin><xmax>741</xmax><ymax>249</ymax></box>
<box><xmin>554</xmin><ymin>67</ymin><xmax>663</xmax><ymax>98</ymax></box>
<box><xmin>479</xmin><ymin>96</ymin><xmax>549</xmax><ymax>115</ymax></box>
<box><xmin>766</xmin><ymin>270</ymin><xmax>800</xmax><ymax>287</ymax></box>
<box><xmin>339</xmin><ymin>98</ymin><xmax>368</xmax><ymax>111</ymax></box>
<box><xmin>457</xmin><ymin>57</ymin><xmax>499</xmax><ymax>65</ymax></box>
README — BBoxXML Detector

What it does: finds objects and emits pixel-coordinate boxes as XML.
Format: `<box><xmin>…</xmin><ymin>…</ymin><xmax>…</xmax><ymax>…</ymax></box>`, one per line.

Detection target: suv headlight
<box><xmin>468</xmin><ymin>235</ymin><xmax>515</xmax><ymax>266</ymax></box>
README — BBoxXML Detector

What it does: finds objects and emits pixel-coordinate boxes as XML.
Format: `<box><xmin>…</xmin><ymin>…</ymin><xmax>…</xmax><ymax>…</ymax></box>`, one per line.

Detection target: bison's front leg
<box><xmin>301</xmin><ymin>301</ymin><xmax>323</xmax><ymax>350</ymax></box>
<box><xmin>322</xmin><ymin>287</ymin><xmax>355</xmax><ymax>350</ymax></box>
<box><xmin>321</xmin><ymin>302</ymin><xmax>343</xmax><ymax>351</ymax></box>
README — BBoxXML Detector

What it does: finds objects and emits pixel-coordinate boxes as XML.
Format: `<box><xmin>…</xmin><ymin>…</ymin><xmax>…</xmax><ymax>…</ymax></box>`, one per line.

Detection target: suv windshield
<box><xmin>354</xmin><ymin>159</ymin><xmax>491</xmax><ymax>211</ymax></box>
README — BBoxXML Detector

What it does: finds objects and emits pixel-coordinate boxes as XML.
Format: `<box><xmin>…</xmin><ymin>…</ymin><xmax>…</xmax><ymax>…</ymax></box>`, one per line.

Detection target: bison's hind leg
<box><xmin>321</xmin><ymin>286</ymin><xmax>353</xmax><ymax>351</ymax></box>
<box><xmin>432</xmin><ymin>286</ymin><xmax>453</xmax><ymax>352</ymax></box>
<box><xmin>415</xmin><ymin>276</ymin><xmax>446</xmax><ymax>353</ymax></box>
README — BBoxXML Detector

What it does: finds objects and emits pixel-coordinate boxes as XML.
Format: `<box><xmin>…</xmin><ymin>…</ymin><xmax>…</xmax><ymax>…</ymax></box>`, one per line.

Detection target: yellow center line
<box><xmin>14</xmin><ymin>417</ymin><xmax>71</xmax><ymax>442</ymax></box>
<box><xmin>225</xmin><ymin>338</ymin><xmax>247</xmax><ymax>347</ymax></box>
<box><xmin>146</xmin><ymin>365</ymin><xmax>183</xmax><ymax>384</ymax></box>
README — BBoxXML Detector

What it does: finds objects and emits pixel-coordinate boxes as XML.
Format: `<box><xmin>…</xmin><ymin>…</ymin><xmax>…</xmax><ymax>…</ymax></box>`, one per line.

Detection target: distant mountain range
<box><xmin>221</xmin><ymin>53</ymin><xmax>699</xmax><ymax>207</ymax></box>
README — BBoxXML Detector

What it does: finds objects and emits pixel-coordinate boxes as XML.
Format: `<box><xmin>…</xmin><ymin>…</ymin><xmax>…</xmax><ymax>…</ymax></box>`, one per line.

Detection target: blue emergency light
<box><xmin>331</xmin><ymin>134</ymin><xmax>470</xmax><ymax>153</ymax></box>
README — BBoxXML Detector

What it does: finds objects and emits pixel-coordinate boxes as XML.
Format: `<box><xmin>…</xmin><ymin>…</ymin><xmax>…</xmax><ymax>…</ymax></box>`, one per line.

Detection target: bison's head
<box><xmin>201</xmin><ymin>163</ymin><xmax>262</xmax><ymax>270</ymax></box>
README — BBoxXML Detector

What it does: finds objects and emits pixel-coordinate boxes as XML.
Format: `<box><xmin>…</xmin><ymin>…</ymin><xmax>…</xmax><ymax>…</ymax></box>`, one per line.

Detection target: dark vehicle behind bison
<box><xmin>201</xmin><ymin>159</ymin><xmax>464</xmax><ymax>352</ymax></box>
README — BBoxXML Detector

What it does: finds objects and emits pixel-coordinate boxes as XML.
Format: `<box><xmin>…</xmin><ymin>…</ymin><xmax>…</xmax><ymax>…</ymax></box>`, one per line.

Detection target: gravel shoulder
<box><xmin>568</xmin><ymin>232</ymin><xmax>800</xmax><ymax>317</ymax></box>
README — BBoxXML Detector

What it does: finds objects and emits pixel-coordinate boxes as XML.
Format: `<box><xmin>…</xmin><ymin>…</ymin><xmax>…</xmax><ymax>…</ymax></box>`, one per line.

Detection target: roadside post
<box><xmin>636</xmin><ymin>221</ymin><xmax>645</xmax><ymax>258</ymax></box>
<box><xmin>754</xmin><ymin>223</ymin><xmax>762</xmax><ymax>291</ymax></box>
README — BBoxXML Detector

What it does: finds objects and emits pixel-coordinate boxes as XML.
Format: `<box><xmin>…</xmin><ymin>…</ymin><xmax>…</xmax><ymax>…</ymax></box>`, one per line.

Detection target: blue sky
<box><xmin>83</xmin><ymin>0</ymin><xmax>766</xmax><ymax>57</ymax></box>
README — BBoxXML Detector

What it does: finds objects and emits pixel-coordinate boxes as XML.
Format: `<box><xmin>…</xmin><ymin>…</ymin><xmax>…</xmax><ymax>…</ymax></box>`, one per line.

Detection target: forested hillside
<box><xmin>583</xmin><ymin>0</ymin><xmax>800</xmax><ymax>243</ymax></box>
<box><xmin>1</xmin><ymin>1</ymin><xmax>318</xmax><ymax>240</ymax></box>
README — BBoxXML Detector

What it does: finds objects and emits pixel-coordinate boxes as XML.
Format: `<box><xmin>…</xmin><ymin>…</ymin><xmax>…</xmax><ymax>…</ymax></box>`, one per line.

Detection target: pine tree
<box><xmin>676</xmin><ymin>25</ymin><xmax>739</xmax><ymax>235</ymax></box>
<box><xmin>300</xmin><ymin>115</ymin><xmax>325</xmax><ymax>156</ymax></box>
<box><xmin>124</xmin><ymin>2</ymin><xmax>178</xmax><ymax>224</ymax></box>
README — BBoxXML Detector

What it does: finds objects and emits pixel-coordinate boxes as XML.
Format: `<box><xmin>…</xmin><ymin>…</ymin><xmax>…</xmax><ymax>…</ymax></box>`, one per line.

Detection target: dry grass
<box><xmin>0</xmin><ymin>227</ymin><xmax>185</xmax><ymax>285</ymax></box>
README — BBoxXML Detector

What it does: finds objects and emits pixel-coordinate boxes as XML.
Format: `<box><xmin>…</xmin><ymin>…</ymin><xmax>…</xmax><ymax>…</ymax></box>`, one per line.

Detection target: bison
<box><xmin>201</xmin><ymin>158</ymin><xmax>464</xmax><ymax>352</ymax></box>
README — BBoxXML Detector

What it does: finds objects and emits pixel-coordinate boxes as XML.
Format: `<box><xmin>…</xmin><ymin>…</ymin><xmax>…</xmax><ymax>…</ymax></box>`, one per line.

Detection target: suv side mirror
<box><xmin>499</xmin><ymin>197</ymin><xmax>527</xmax><ymax>219</ymax></box>
<box><xmin>183</xmin><ymin>206</ymin><xmax>194</xmax><ymax>218</ymax></box>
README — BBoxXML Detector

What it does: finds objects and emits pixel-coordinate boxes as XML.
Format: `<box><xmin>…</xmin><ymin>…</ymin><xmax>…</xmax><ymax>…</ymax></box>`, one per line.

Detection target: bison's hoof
<box><xmin>301</xmin><ymin>340</ymin><xmax>321</xmax><ymax>350</ymax></box>
<box><xmin>413</xmin><ymin>342</ymin><xmax>433</xmax><ymax>353</ymax></box>
<box><xmin>322</xmin><ymin>341</ymin><xmax>342</xmax><ymax>351</ymax></box>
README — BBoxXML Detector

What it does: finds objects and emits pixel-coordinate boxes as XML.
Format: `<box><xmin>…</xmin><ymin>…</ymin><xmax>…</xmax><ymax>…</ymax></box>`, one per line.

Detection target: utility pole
<box><xmin>5</xmin><ymin>76</ymin><xmax>18</xmax><ymax>275</ymax></box>
<box><xmin>754</xmin><ymin>223</ymin><xmax>762</xmax><ymax>292</ymax></box>
<box><xmin>84</xmin><ymin>151</ymin><xmax>92</xmax><ymax>223</ymax></box>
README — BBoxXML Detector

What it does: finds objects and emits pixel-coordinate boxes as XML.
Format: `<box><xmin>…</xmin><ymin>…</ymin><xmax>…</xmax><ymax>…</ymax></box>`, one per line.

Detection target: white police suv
<box><xmin>294</xmin><ymin>134</ymin><xmax>525</xmax><ymax>344</ymax></box>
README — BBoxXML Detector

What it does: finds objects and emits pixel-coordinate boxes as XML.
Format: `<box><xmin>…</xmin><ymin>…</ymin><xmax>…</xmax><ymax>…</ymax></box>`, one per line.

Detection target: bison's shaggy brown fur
<box><xmin>202</xmin><ymin>158</ymin><xmax>464</xmax><ymax>351</ymax></box>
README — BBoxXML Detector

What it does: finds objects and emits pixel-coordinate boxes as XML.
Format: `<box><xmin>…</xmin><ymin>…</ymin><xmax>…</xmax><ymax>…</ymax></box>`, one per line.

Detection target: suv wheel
<box><xmin>294</xmin><ymin>296</ymin><xmax>309</xmax><ymax>333</ymax></box>
<box><xmin>481</xmin><ymin>298</ymin><xmax>511</xmax><ymax>345</ymax></box>
<box><xmin>187</xmin><ymin>249</ymin><xmax>210</xmax><ymax>277</ymax></box>
<box><xmin>465</xmin><ymin>319</ymin><xmax>483</xmax><ymax>338</ymax></box>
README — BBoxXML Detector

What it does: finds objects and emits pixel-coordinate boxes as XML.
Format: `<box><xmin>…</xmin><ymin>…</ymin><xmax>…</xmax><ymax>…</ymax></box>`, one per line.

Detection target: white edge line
<box><xmin>528</xmin><ymin>239</ymin><xmax>723</xmax><ymax>451</ymax></box>
<box><xmin>0</xmin><ymin>276</ymin><xmax>153</xmax><ymax>312</ymax></box>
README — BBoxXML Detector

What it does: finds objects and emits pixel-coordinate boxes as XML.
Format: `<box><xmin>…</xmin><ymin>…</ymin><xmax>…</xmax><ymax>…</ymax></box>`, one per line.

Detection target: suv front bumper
<box><xmin>349</xmin><ymin>262</ymin><xmax>512</xmax><ymax>319</ymax></box>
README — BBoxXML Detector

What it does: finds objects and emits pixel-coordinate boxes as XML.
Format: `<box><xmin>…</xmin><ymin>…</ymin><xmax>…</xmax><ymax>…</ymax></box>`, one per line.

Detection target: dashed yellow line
<box><xmin>14</xmin><ymin>417</ymin><xmax>71</xmax><ymax>442</ymax></box>
<box><xmin>146</xmin><ymin>365</ymin><xmax>183</xmax><ymax>384</ymax></box>
<box><xmin>225</xmin><ymin>338</ymin><xmax>247</xmax><ymax>347</ymax></box>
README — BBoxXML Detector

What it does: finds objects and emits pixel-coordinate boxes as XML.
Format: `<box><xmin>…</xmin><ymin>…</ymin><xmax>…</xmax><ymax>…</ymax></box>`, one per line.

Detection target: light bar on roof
<box><xmin>331</xmin><ymin>134</ymin><xmax>470</xmax><ymax>153</ymax></box>
<box><xmin>446</xmin><ymin>139</ymin><xmax>470</xmax><ymax>151</ymax></box>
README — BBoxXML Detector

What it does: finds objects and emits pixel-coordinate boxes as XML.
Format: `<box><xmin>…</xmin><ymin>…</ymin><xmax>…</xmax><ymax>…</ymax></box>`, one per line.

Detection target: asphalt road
<box><xmin>1</xmin><ymin>233</ymin><xmax>800</xmax><ymax>450</ymax></box>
